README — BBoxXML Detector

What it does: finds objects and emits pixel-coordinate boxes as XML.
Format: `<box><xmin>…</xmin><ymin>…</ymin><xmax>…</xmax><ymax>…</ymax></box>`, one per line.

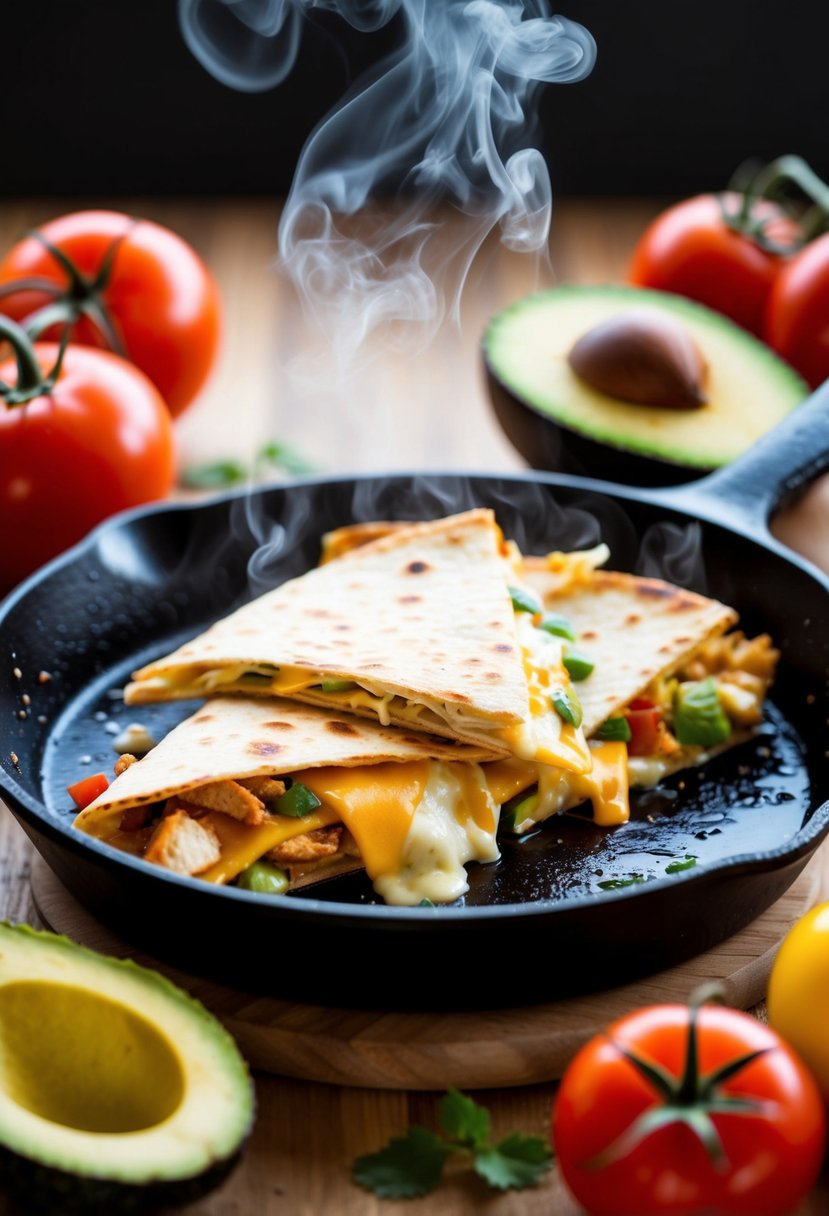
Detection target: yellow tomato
<box><xmin>768</xmin><ymin>900</ymin><xmax>829</xmax><ymax>1098</ymax></box>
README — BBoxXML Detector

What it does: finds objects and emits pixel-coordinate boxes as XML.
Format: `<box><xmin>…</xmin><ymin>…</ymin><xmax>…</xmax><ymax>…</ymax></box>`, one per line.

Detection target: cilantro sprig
<box><xmin>353</xmin><ymin>1088</ymin><xmax>552</xmax><ymax>1198</ymax></box>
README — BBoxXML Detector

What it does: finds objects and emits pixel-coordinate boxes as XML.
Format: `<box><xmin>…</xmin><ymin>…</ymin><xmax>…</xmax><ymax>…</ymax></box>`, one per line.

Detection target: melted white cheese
<box><xmin>373</xmin><ymin>764</ymin><xmax>499</xmax><ymax>906</ymax></box>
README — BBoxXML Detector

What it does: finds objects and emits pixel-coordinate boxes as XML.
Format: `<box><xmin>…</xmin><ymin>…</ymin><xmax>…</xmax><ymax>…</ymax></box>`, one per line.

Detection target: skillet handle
<box><xmin>657</xmin><ymin>378</ymin><xmax>829</xmax><ymax>538</ymax></box>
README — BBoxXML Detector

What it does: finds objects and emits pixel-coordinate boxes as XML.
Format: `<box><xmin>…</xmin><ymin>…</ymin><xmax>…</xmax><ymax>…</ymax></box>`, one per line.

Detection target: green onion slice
<box><xmin>666</xmin><ymin>855</ymin><xmax>697</xmax><ymax>875</ymax></box>
<box><xmin>552</xmin><ymin>688</ymin><xmax>583</xmax><ymax>729</ymax></box>
<box><xmin>508</xmin><ymin>585</ymin><xmax>542</xmax><ymax>615</ymax></box>
<box><xmin>274</xmin><ymin>782</ymin><xmax>322</xmax><ymax>818</ymax></box>
<box><xmin>563</xmin><ymin>649</ymin><xmax>594</xmax><ymax>682</ymax></box>
<box><xmin>673</xmin><ymin>677</ymin><xmax>731</xmax><ymax>747</ymax></box>
<box><xmin>596</xmin><ymin>716</ymin><xmax>632</xmax><ymax>743</ymax></box>
<box><xmin>538</xmin><ymin>613</ymin><xmax>577</xmax><ymax>641</ymax></box>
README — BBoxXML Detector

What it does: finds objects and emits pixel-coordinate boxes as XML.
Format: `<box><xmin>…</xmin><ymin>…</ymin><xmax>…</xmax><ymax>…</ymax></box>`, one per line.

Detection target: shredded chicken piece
<box><xmin>145</xmin><ymin>810</ymin><xmax>221</xmax><ymax>875</ymax></box>
<box><xmin>114</xmin><ymin>753</ymin><xmax>137</xmax><ymax>777</ymax></box>
<box><xmin>682</xmin><ymin>632</ymin><xmax>779</xmax><ymax>684</ymax></box>
<box><xmin>268</xmin><ymin>825</ymin><xmax>343</xmax><ymax>864</ymax></box>
<box><xmin>182</xmin><ymin>780</ymin><xmax>265</xmax><ymax>826</ymax></box>
<box><xmin>238</xmin><ymin>776</ymin><xmax>287</xmax><ymax>802</ymax></box>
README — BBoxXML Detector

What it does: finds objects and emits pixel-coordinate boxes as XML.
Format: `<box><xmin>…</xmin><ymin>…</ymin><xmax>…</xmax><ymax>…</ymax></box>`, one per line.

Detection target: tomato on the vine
<box><xmin>553</xmin><ymin>1000</ymin><xmax>825</xmax><ymax>1216</ymax></box>
<box><xmin>764</xmin><ymin>232</ymin><xmax>829</xmax><ymax>388</ymax></box>
<box><xmin>0</xmin><ymin>210</ymin><xmax>221</xmax><ymax>416</ymax></box>
<box><xmin>0</xmin><ymin>321</ymin><xmax>175</xmax><ymax>592</ymax></box>
<box><xmin>628</xmin><ymin>193</ymin><xmax>800</xmax><ymax>336</ymax></box>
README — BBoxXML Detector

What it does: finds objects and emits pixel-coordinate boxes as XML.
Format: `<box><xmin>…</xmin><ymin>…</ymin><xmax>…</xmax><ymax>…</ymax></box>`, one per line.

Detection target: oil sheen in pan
<box><xmin>41</xmin><ymin>658</ymin><xmax>809</xmax><ymax>908</ymax></box>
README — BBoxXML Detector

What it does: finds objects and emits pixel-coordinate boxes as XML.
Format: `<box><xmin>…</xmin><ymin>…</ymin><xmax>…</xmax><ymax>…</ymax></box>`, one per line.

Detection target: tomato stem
<box><xmin>0</xmin><ymin>316</ymin><xmax>46</xmax><ymax>402</ymax></box>
<box><xmin>721</xmin><ymin>154</ymin><xmax>829</xmax><ymax>254</ymax></box>
<box><xmin>11</xmin><ymin>224</ymin><xmax>138</xmax><ymax>358</ymax></box>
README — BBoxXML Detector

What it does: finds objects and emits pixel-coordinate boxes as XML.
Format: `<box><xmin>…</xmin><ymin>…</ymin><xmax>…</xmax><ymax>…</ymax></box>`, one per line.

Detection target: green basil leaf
<box><xmin>353</xmin><ymin>1127</ymin><xmax>450</xmax><ymax>1198</ymax></box>
<box><xmin>473</xmin><ymin>1133</ymin><xmax>553</xmax><ymax>1191</ymax></box>
<box><xmin>439</xmin><ymin>1088</ymin><xmax>490</xmax><ymax>1149</ymax></box>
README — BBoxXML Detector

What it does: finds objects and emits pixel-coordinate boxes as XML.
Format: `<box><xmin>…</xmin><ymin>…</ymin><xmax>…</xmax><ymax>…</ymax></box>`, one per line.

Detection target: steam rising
<box><xmin>178</xmin><ymin>0</ymin><xmax>595</xmax><ymax>364</ymax></box>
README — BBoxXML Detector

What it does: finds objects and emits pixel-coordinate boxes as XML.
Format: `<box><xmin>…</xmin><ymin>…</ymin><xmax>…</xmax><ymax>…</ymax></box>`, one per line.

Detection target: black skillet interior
<box><xmin>1</xmin><ymin>386</ymin><xmax>829</xmax><ymax>1008</ymax></box>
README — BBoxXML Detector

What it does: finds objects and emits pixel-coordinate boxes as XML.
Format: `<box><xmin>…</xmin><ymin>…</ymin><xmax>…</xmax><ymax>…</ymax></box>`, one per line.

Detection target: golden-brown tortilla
<box><xmin>124</xmin><ymin>510</ymin><xmax>529</xmax><ymax>749</ymax></box>
<box><xmin>75</xmin><ymin>695</ymin><xmax>496</xmax><ymax>825</ymax></box>
<box><xmin>521</xmin><ymin>562</ymin><xmax>738</xmax><ymax>734</ymax></box>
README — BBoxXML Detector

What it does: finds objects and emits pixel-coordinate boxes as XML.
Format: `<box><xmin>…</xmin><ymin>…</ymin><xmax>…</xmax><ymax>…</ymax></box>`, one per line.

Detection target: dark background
<box><xmin>10</xmin><ymin>1</ymin><xmax>827</xmax><ymax>197</ymax></box>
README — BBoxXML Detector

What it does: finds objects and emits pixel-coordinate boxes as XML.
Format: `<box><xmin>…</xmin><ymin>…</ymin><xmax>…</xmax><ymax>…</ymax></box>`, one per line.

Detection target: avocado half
<box><xmin>484</xmin><ymin>285</ymin><xmax>807</xmax><ymax>486</ymax></box>
<box><xmin>0</xmin><ymin>923</ymin><xmax>254</xmax><ymax>1212</ymax></box>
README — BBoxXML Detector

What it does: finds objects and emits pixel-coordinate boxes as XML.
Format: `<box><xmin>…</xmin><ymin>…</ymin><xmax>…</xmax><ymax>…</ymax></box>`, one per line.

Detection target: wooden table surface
<box><xmin>1</xmin><ymin>197</ymin><xmax>828</xmax><ymax>1215</ymax></box>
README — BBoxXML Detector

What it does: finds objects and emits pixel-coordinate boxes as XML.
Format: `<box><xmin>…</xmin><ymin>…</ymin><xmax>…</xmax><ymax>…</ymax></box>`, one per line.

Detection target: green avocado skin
<box><xmin>0</xmin><ymin>923</ymin><xmax>255</xmax><ymax>1215</ymax></box>
<box><xmin>0</xmin><ymin>1144</ymin><xmax>245</xmax><ymax>1214</ymax></box>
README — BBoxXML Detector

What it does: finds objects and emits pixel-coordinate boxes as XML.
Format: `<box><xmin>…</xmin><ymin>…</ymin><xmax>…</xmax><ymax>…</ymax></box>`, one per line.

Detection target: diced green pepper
<box><xmin>274</xmin><ymin>782</ymin><xmax>322</xmax><ymax>817</ymax></box>
<box><xmin>508</xmin><ymin>585</ymin><xmax>542</xmax><ymax>615</ymax></box>
<box><xmin>236</xmin><ymin>861</ymin><xmax>289</xmax><ymax>895</ymax></box>
<box><xmin>673</xmin><ymin>677</ymin><xmax>731</xmax><ymax>747</ymax></box>
<box><xmin>552</xmin><ymin>688</ymin><xmax>583</xmax><ymax>729</ymax></box>
<box><xmin>596</xmin><ymin>716</ymin><xmax>632</xmax><ymax>743</ymax></box>
<box><xmin>320</xmin><ymin>678</ymin><xmax>357</xmax><ymax>693</ymax></box>
<box><xmin>538</xmin><ymin>613</ymin><xmax>577</xmax><ymax>641</ymax></box>
<box><xmin>563</xmin><ymin>649</ymin><xmax>594</xmax><ymax>681</ymax></box>
<box><xmin>500</xmin><ymin>790</ymin><xmax>539</xmax><ymax>832</ymax></box>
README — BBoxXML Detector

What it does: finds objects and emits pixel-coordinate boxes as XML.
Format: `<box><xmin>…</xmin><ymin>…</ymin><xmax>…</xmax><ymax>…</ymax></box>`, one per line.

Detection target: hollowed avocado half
<box><xmin>0</xmin><ymin>923</ymin><xmax>254</xmax><ymax>1211</ymax></box>
<box><xmin>484</xmin><ymin>285</ymin><xmax>807</xmax><ymax>486</ymax></box>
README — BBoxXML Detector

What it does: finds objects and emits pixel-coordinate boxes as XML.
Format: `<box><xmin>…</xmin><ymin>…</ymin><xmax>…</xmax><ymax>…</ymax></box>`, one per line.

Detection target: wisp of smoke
<box><xmin>178</xmin><ymin>0</ymin><xmax>595</xmax><ymax>369</ymax></box>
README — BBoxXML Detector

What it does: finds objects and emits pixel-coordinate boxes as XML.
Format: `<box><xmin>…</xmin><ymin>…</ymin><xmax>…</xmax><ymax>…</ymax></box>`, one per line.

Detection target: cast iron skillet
<box><xmin>1</xmin><ymin>386</ymin><xmax>829</xmax><ymax>1009</ymax></box>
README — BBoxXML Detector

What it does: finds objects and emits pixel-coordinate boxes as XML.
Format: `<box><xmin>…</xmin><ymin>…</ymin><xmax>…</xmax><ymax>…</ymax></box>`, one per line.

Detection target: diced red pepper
<box><xmin>67</xmin><ymin>772</ymin><xmax>109</xmax><ymax>810</ymax></box>
<box><xmin>625</xmin><ymin>698</ymin><xmax>663</xmax><ymax>756</ymax></box>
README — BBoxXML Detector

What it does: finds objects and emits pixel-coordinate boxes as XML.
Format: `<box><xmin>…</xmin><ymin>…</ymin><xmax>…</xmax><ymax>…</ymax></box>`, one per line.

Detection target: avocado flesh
<box><xmin>0</xmin><ymin>924</ymin><xmax>253</xmax><ymax>1207</ymax></box>
<box><xmin>485</xmin><ymin>285</ymin><xmax>807</xmax><ymax>468</ymax></box>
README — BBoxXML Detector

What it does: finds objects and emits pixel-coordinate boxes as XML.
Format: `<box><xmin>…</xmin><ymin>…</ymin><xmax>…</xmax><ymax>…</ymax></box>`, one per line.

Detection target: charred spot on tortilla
<box><xmin>326</xmin><ymin>720</ymin><xmax>359</xmax><ymax>736</ymax></box>
<box><xmin>635</xmin><ymin>583</ymin><xmax>676</xmax><ymax>599</ymax></box>
<box><xmin>397</xmin><ymin>594</ymin><xmax>422</xmax><ymax>603</ymax></box>
<box><xmin>262</xmin><ymin>721</ymin><xmax>295</xmax><ymax>730</ymax></box>
<box><xmin>625</xmin><ymin>614</ymin><xmax>642</xmax><ymax>626</ymax></box>
<box><xmin>494</xmin><ymin>643</ymin><xmax>514</xmax><ymax>653</ymax></box>
<box><xmin>582</xmin><ymin>631</ymin><xmax>598</xmax><ymax>640</ymax></box>
<box><xmin>484</xmin><ymin>672</ymin><xmax>502</xmax><ymax>680</ymax></box>
<box><xmin>248</xmin><ymin>741</ymin><xmax>284</xmax><ymax>756</ymax></box>
<box><xmin>404</xmin><ymin>560</ymin><xmax>429</xmax><ymax>574</ymax></box>
<box><xmin>198</xmin><ymin>738</ymin><xmax>214</xmax><ymax>746</ymax></box>
<box><xmin>335</xmin><ymin>624</ymin><xmax>351</xmax><ymax>631</ymax></box>
<box><xmin>194</xmin><ymin>714</ymin><xmax>214</xmax><ymax>724</ymax></box>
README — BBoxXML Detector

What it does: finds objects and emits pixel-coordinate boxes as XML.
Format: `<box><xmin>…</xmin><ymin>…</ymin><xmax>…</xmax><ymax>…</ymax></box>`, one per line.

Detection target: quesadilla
<box><xmin>73</xmin><ymin>696</ymin><xmax>631</xmax><ymax>906</ymax></box>
<box><xmin>123</xmin><ymin>510</ymin><xmax>594</xmax><ymax>774</ymax></box>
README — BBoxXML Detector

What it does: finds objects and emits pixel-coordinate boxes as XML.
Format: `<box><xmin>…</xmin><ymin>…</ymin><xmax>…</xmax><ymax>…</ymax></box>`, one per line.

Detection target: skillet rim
<box><xmin>2</xmin><ymin>468</ymin><xmax>829</xmax><ymax>927</ymax></box>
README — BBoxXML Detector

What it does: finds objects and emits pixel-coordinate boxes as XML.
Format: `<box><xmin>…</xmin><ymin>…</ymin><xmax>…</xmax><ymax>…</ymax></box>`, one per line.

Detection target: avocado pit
<box><xmin>567</xmin><ymin>307</ymin><xmax>709</xmax><ymax>409</ymax></box>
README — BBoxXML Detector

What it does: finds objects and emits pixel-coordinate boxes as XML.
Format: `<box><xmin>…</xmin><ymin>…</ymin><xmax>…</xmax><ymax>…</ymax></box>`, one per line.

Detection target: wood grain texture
<box><xmin>31</xmin><ymin>848</ymin><xmax>829</xmax><ymax>1092</ymax></box>
<box><xmin>1</xmin><ymin>197</ymin><xmax>828</xmax><ymax>1214</ymax></box>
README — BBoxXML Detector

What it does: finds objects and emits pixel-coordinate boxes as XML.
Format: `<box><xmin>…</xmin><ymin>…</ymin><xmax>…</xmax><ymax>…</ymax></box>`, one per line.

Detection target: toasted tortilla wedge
<box><xmin>521</xmin><ymin>562</ymin><xmax>739</xmax><ymax>735</ymax></box>
<box><xmin>74</xmin><ymin>696</ymin><xmax>517</xmax><ymax>905</ymax></box>
<box><xmin>123</xmin><ymin>510</ymin><xmax>592</xmax><ymax>770</ymax></box>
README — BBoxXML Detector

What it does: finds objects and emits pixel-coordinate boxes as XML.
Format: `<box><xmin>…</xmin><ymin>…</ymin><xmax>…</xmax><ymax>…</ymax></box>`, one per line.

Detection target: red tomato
<box><xmin>764</xmin><ymin>232</ymin><xmax>829</xmax><ymax>388</ymax></box>
<box><xmin>0</xmin><ymin>340</ymin><xmax>175</xmax><ymax>592</ymax></box>
<box><xmin>67</xmin><ymin>773</ymin><xmax>109</xmax><ymax>810</ymax></box>
<box><xmin>629</xmin><ymin>194</ymin><xmax>800</xmax><ymax>335</ymax></box>
<box><xmin>625</xmin><ymin>698</ymin><xmax>662</xmax><ymax>756</ymax></box>
<box><xmin>0</xmin><ymin>211</ymin><xmax>221</xmax><ymax>416</ymax></box>
<box><xmin>553</xmin><ymin>1002</ymin><xmax>825</xmax><ymax>1216</ymax></box>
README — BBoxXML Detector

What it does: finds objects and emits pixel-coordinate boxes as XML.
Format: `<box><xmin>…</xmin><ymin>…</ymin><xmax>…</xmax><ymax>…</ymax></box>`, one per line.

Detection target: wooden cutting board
<box><xmin>31</xmin><ymin>845</ymin><xmax>829</xmax><ymax>1092</ymax></box>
